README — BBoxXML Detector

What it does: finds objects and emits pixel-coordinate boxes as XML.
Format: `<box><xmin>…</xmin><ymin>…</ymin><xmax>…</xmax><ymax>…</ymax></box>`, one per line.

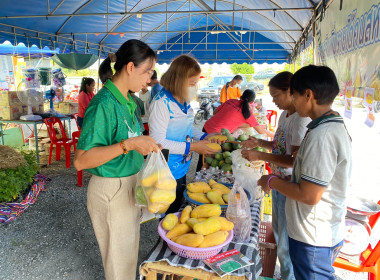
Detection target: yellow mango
<box><xmin>211</xmin><ymin>188</ymin><xmax>224</xmax><ymax>196</ymax></box>
<box><xmin>198</xmin><ymin>231</ymin><xmax>229</xmax><ymax>248</ymax></box>
<box><xmin>222</xmin><ymin>193</ymin><xmax>229</xmax><ymax>203</ymax></box>
<box><xmin>191</xmin><ymin>204</ymin><xmax>222</xmax><ymax>218</ymax></box>
<box><xmin>173</xmin><ymin>233</ymin><xmax>204</xmax><ymax>247</ymax></box>
<box><xmin>214</xmin><ymin>217</ymin><xmax>234</xmax><ymax>231</ymax></box>
<box><xmin>186</xmin><ymin>218</ymin><xmax>201</xmax><ymax>228</ymax></box>
<box><xmin>155</xmin><ymin>178</ymin><xmax>177</xmax><ymax>190</ymax></box>
<box><xmin>166</xmin><ymin>223</ymin><xmax>192</xmax><ymax>240</ymax></box>
<box><xmin>193</xmin><ymin>217</ymin><xmax>221</xmax><ymax>235</ymax></box>
<box><xmin>141</xmin><ymin>168</ymin><xmax>171</xmax><ymax>187</ymax></box>
<box><xmin>187</xmin><ymin>182</ymin><xmax>211</xmax><ymax>193</ymax></box>
<box><xmin>209</xmin><ymin>179</ymin><xmax>217</xmax><ymax>186</ymax></box>
<box><xmin>187</xmin><ymin>191</ymin><xmax>211</xmax><ymax>204</ymax></box>
<box><xmin>179</xmin><ymin>205</ymin><xmax>192</xmax><ymax>224</ymax></box>
<box><xmin>162</xmin><ymin>213</ymin><xmax>179</xmax><ymax>231</ymax></box>
<box><xmin>208</xmin><ymin>135</ymin><xmax>228</xmax><ymax>142</ymax></box>
<box><xmin>206</xmin><ymin>190</ymin><xmax>226</xmax><ymax>205</ymax></box>
<box><xmin>211</xmin><ymin>183</ymin><xmax>231</xmax><ymax>194</ymax></box>
<box><xmin>148</xmin><ymin>202</ymin><xmax>170</xmax><ymax>214</ymax></box>
<box><xmin>206</xmin><ymin>143</ymin><xmax>222</xmax><ymax>151</ymax></box>
<box><xmin>150</xmin><ymin>189</ymin><xmax>176</xmax><ymax>204</ymax></box>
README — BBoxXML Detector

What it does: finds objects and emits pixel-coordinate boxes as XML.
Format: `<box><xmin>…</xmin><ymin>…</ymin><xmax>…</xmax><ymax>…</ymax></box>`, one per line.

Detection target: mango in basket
<box><xmin>166</xmin><ymin>223</ymin><xmax>192</xmax><ymax>239</ymax></box>
<box><xmin>162</xmin><ymin>213</ymin><xmax>179</xmax><ymax>231</ymax></box>
<box><xmin>172</xmin><ymin>233</ymin><xmax>204</xmax><ymax>247</ymax></box>
<box><xmin>150</xmin><ymin>189</ymin><xmax>176</xmax><ymax>204</ymax></box>
<box><xmin>193</xmin><ymin>217</ymin><xmax>221</xmax><ymax>235</ymax></box>
<box><xmin>179</xmin><ymin>205</ymin><xmax>192</xmax><ymax>224</ymax></box>
<box><xmin>206</xmin><ymin>190</ymin><xmax>226</xmax><ymax>205</ymax></box>
<box><xmin>198</xmin><ymin>231</ymin><xmax>229</xmax><ymax>248</ymax></box>
<box><xmin>214</xmin><ymin>217</ymin><xmax>234</xmax><ymax>231</ymax></box>
<box><xmin>187</xmin><ymin>191</ymin><xmax>211</xmax><ymax>204</ymax></box>
<box><xmin>208</xmin><ymin>135</ymin><xmax>228</xmax><ymax>142</ymax></box>
<box><xmin>222</xmin><ymin>194</ymin><xmax>229</xmax><ymax>203</ymax></box>
<box><xmin>187</xmin><ymin>182</ymin><xmax>211</xmax><ymax>193</ymax></box>
<box><xmin>209</xmin><ymin>179</ymin><xmax>217</xmax><ymax>186</ymax></box>
<box><xmin>186</xmin><ymin>218</ymin><xmax>202</xmax><ymax>228</ymax></box>
<box><xmin>211</xmin><ymin>183</ymin><xmax>231</xmax><ymax>194</ymax></box>
<box><xmin>206</xmin><ymin>143</ymin><xmax>222</xmax><ymax>151</ymax></box>
<box><xmin>191</xmin><ymin>204</ymin><xmax>222</xmax><ymax>219</ymax></box>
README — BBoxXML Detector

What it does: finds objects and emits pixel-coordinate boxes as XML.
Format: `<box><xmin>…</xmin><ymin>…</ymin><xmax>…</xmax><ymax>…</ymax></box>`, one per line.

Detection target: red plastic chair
<box><xmin>43</xmin><ymin>117</ymin><xmax>77</xmax><ymax>168</ymax></box>
<box><xmin>333</xmin><ymin>200</ymin><xmax>380</xmax><ymax>279</ymax></box>
<box><xmin>72</xmin><ymin>113</ymin><xmax>80</xmax><ymax>130</ymax></box>
<box><xmin>266</xmin><ymin>110</ymin><xmax>278</xmax><ymax>132</ymax></box>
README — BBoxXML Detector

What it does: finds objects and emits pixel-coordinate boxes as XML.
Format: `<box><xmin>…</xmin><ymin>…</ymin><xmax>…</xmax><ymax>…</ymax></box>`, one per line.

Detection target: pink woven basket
<box><xmin>157</xmin><ymin>212</ymin><xmax>234</xmax><ymax>260</ymax></box>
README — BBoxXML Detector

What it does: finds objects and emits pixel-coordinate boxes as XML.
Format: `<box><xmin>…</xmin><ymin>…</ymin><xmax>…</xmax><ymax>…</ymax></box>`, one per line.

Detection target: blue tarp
<box><xmin>0</xmin><ymin>0</ymin><xmax>321</xmax><ymax>64</ymax></box>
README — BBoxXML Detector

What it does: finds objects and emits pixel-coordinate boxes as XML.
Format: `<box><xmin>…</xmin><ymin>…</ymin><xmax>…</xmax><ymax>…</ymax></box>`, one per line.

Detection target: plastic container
<box><xmin>52</xmin><ymin>68</ymin><xmax>66</xmax><ymax>87</ymax></box>
<box><xmin>22</xmin><ymin>68</ymin><xmax>40</xmax><ymax>88</ymax></box>
<box><xmin>38</xmin><ymin>67</ymin><xmax>52</xmax><ymax>86</ymax></box>
<box><xmin>258</xmin><ymin>221</ymin><xmax>277</xmax><ymax>278</ymax></box>
<box><xmin>157</xmin><ymin>212</ymin><xmax>234</xmax><ymax>260</ymax></box>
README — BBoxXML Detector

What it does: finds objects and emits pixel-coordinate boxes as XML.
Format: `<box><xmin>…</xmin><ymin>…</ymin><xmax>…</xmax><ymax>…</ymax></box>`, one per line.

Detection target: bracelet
<box><xmin>267</xmin><ymin>175</ymin><xmax>277</xmax><ymax>190</ymax></box>
<box><xmin>120</xmin><ymin>139</ymin><xmax>129</xmax><ymax>155</ymax></box>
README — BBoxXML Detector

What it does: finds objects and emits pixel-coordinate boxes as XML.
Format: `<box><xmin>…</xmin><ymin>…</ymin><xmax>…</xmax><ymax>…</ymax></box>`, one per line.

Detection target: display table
<box><xmin>0</xmin><ymin>116</ymin><xmax>72</xmax><ymax>164</ymax></box>
<box><xmin>139</xmin><ymin>200</ymin><xmax>262</xmax><ymax>280</ymax></box>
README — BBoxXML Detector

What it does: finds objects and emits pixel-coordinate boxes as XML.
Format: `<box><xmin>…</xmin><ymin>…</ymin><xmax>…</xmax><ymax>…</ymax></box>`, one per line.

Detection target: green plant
<box><xmin>0</xmin><ymin>150</ymin><xmax>40</xmax><ymax>202</ymax></box>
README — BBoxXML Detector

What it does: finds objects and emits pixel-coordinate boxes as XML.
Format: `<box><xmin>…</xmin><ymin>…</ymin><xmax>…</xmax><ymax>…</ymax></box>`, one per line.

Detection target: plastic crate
<box><xmin>258</xmin><ymin>221</ymin><xmax>277</xmax><ymax>278</ymax></box>
<box><xmin>263</xmin><ymin>191</ymin><xmax>272</xmax><ymax>215</ymax></box>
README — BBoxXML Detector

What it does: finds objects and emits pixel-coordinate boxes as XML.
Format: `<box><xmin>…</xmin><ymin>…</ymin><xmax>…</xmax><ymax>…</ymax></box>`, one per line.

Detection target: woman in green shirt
<box><xmin>74</xmin><ymin>39</ymin><xmax>159</xmax><ymax>280</ymax></box>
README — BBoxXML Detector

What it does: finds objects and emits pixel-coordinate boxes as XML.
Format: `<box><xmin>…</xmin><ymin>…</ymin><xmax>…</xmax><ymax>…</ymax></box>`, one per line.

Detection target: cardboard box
<box><xmin>0</xmin><ymin>91</ymin><xmax>23</xmax><ymax>106</ymax></box>
<box><xmin>0</xmin><ymin>105</ymin><xmax>23</xmax><ymax>120</ymax></box>
<box><xmin>57</xmin><ymin>102</ymin><xmax>78</xmax><ymax>114</ymax></box>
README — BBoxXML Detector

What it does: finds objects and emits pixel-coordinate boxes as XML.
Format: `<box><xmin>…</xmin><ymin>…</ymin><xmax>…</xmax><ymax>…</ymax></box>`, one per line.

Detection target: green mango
<box><xmin>222</xmin><ymin>142</ymin><xmax>233</xmax><ymax>151</ymax></box>
<box><xmin>221</xmin><ymin>128</ymin><xmax>230</xmax><ymax>136</ymax></box>
<box><xmin>135</xmin><ymin>185</ymin><xmax>148</xmax><ymax>205</ymax></box>
<box><xmin>218</xmin><ymin>160</ymin><xmax>225</xmax><ymax>167</ymax></box>
<box><xmin>233</xmin><ymin>143</ymin><xmax>242</xmax><ymax>150</ymax></box>
<box><xmin>225</xmin><ymin>157</ymin><xmax>232</xmax><ymax>164</ymax></box>
<box><xmin>206</xmin><ymin>157</ymin><xmax>214</xmax><ymax>164</ymax></box>
<box><xmin>211</xmin><ymin>159</ymin><xmax>219</xmax><ymax>167</ymax></box>
<box><xmin>226</xmin><ymin>135</ymin><xmax>236</xmax><ymax>141</ymax></box>
<box><xmin>222</xmin><ymin>151</ymin><xmax>231</xmax><ymax>158</ymax></box>
<box><xmin>221</xmin><ymin>163</ymin><xmax>232</xmax><ymax>172</ymax></box>
<box><xmin>238</xmin><ymin>134</ymin><xmax>249</xmax><ymax>141</ymax></box>
<box><xmin>214</xmin><ymin>153</ymin><xmax>224</xmax><ymax>161</ymax></box>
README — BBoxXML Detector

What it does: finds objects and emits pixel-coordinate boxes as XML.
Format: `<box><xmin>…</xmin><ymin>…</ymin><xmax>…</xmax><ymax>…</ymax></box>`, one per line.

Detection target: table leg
<box><xmin>0</xmin><ymin>123</ymin><xmax>4</xmax><ymax>145</ymax></box>
<box><xmin>34</xmin><ymin>123</ymin><xmax>40</xmax><ymax>164</ymax></box>
<box><xmin>68</xmin><ymin>119</ymin><xmax>72</xmax><ymax>139</ymax></box>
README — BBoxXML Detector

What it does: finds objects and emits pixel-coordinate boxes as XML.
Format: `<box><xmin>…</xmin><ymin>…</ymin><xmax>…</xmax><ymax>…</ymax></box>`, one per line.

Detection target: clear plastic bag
<box><xmin>226</xmin><ymin>182</ymin><xmax>252</xmax><ymax>243</ymax></box>
<box><xmin>135</xmin><ymin>151</ymin><xmax>177</xmax><ymax>214</ymax></box>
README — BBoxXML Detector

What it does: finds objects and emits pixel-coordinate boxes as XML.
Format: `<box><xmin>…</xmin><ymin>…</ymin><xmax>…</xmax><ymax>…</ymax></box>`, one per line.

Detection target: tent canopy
<box><xmin>0</xmin><ymin>0</ymin><xmax>323</xmax><ymax>64</ymax></box>
<box><xmin>0</xmin><ymin>41</ymin><xmax>58</xmax><ymax>57</ymax></box>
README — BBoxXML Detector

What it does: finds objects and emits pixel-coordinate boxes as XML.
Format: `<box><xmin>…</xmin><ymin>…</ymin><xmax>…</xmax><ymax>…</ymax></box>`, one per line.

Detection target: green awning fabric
<box><xmin>52</xmin><ymin>53</ymin><xmax>98</xmax><ymax>70</ymax></box>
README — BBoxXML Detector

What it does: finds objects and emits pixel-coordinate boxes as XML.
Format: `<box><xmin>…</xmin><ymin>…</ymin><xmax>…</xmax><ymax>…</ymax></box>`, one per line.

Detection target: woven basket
<box><xmin>158</xmin><ymin>212</ymin><xmax>234</xmax><ymax>260</ymax></box>
<box><xmin>249</xmin><ymin>160</ymin><xmax>265</xmax><ymax>175</ymax></box>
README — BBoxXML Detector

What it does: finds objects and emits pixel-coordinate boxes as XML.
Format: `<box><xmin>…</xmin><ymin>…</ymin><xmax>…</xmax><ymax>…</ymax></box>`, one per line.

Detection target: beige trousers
<box><xmin>87</xmin><ymin>174</ymin><xmax>140</xmax><ymax>280</ymax></box>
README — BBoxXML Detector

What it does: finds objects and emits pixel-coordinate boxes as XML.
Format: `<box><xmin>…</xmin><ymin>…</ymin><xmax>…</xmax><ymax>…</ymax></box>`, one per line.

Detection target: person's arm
<box><xmin>242</xmin><ymin>136</ymin><xmax>273</xmax><ymax>150</ymax></box>
<box><xmin>259</xmin><ymin>176</ymin><xmax>325</xmax><ymax>205</ymax></box>
<box><xmin>254</xmin><ymin>125</ymin><xmax>274</xmax><ymax>138</ymax></box>
<box><xmin>237</xmin><ymin>88</ymin><xmax>242</xmax><ymax>99</ymax></box>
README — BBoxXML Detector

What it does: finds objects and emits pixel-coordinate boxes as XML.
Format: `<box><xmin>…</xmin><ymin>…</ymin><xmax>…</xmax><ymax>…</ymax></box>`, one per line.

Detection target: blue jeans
<box><xmin>272</xmin><ymin>190</ymin><xmax>295</xmax><ymax>280</ymax></box>
<box><xmin>289</xmin><ymin>238</ymin><xmax>343</xmax><ymax>280</ymax></box>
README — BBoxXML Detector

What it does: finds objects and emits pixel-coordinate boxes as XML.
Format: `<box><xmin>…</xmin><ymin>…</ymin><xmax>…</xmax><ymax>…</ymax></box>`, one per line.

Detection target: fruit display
<box><xmin>185</xmin><ymin>180</ymin><xmax>231</xmax><ymax>205</ymax></box>
<box><xmin>161</xmin><ymin>204</ymin><xmax>234</xmax><ymax>249</ymax></box>
<box><xmin>135</xmin><ymin>167</ymin><xmax>177</xmax><ymax>214</ymax></box>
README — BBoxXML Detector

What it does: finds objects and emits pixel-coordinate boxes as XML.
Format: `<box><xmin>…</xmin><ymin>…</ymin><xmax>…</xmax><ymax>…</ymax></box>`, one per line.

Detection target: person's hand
<box><xmin>241</xmin><ymin>149</ymin><xmax>261</xmax><ymax>162</ymax></box>
<box><xmin>241</xmin><ymin>137</ymin><xmax>259</xmax><ymax>149</ymax></box>
<box><xmin>257</xmin><ymin>175</ymin><xmax>271</xmax><ymax>194</ymax></box>
<box><xmin>126</xmin><ymin>136</ymin><xmax>160</xmax><ymax>155</ymax></box>
<box><xmin>191</xmin><ymin>140</ymin><xmax>219</xmax><ymax>155</ymax></box>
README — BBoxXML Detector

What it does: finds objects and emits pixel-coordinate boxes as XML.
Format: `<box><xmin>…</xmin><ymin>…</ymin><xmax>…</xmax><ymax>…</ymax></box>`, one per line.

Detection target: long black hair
<box><xmin>241</xmin><ymin>89</ymin><xmax>256</xmax><ymax>119</ymax></box>
<box><xmin>99</xmin><ymin>39</ymin><xmax>157</xmax><ymax>84</ymax></box>
<box><xmin>79</xmin><ymin>77</ymin><xmax>95</xmax><ymax>94</ymax></box>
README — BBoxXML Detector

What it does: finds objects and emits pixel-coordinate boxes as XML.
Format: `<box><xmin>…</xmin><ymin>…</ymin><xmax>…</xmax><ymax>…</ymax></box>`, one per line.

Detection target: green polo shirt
<box><xmin>77</xmin><ymin>79</ymin><xmax>143</xmax><ymax>177</ymax></box>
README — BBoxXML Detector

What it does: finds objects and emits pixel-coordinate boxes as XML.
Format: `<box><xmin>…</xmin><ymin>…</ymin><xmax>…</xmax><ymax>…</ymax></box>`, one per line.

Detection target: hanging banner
<box><xmin>364</xmin><ymin>87</ymin><xmax>376</xmax><ymax>127</ymax></box>
<box><xmin>344</xmin><ymin>86</ymin><xmax>354</xmax><ymax>118</ymax></box>
<box><xmin>315</xmin><ymin>0</ymin><xmax>380</xmax><ymax>103</ymax></box>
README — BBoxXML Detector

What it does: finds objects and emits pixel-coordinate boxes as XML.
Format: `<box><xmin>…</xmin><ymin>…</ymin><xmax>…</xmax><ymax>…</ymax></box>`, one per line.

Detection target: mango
<box><xmin>166</xmin><ymin>223</ymin><xmax>192</xmax><ymax>240</ymax></box>
<box><xmin>222</xmin><ymin>193</ymin><xmax>229</xmax><ymax>203</ymax></box>
<box><xmin>187</xmin><ymin>192</ymin><xmax>212</xmax><ymax>204</ymax></box>
<box><xmin>173</xmin><ymin>233</ymin><xmax>204</xmax><ymax>247</ymax></box>
<box><xmin>214</xmin><ymin>153</ymin><xmax>223</xmax><ymax>160</ymax></box>
<box><xmin>186</xmin><ymin>218</ymin><xmax>201</xmax><ymax>228</ymax></box>
<box><xmin>150</xmin><ymin>189</ymin><xmax>176</xmax><ymax>204</ymax></box>
<box><xmin>205</xmin><ymin>157</ymin><xmax>214</xmax><ymax>164</ymax></box>
<box><xmin>221</xmin><ymin>128</ymin><xmax>230</xmax><ymax>135</ymax></box>
<box><xmin>222</xmin><ymin>142</ymin><xmax>232</xmax><ymax>151</ymax></box>
<box><xmin>222</xmin><ymin>151</ymin><xmax>231</xmax><ymax>158</ymax></box>
<box><xmin>193</xmin><ymin>217</ymin><xmax>221</xmax><ymax>235</ymax></box>
<box><xmin>190</xmin><ymin>204</ymin><xmax>222</xmax><ymax>219</ymax></box>
<box><xmin>208</xmin><ymin>135</ymin><xmax>228</xmax><ymax>141</ymax></box>
<box><xmin>214</xmin><ymin>217</ymin><xmax>234</xmax><ymax>231</ymax></box>
<box><xmin>162</xmin><ymin>213</ymin><xmax>179</xmax><ymax>231</ymax></box>
<box><xmin>211</xmin><ymin>183</ymin><xmax>231</xmax><ymax>194</ymax></box>
<box><xmin>206</xmin><ymin>143</ymin><xmax>222</xmax><ymax>151</ymax></box>
<box><xmin>209</xmin><ymin>179</ymin><xmax>217</xmax><ymax>186</ymax></box>
<box><xmin>187</xmin><ymin>182</ymin><xmax>211</xmax><ymax>193</ymax></box>
<box><xmin>135</xmin><ymin>185</ymin><xmax>148</xmax><ymax>205</ymax></box>
<box><xmin>198</xmin><ymin>231</ymin><xmax>229</xmax><ymax>248</ymax></box>
<box><xmin>225</xmin><ymin>157</ymin><xmax>232</xmax><ymax>164</ymax></box>
<box><xmin>141</xmin><ymin>168</ymin><xmax>171</xmax><ymax>187</ymax></box>
<box><xmin>211</xmin><ymin>188</ymin><xmax>225</xmax><ymax>196</ymax></box>
<box><xmin>155</xmin><ymin>178</ymin><xmax>177</xmax><ymax>190</ymax></box>
<box><xmin>238</xmin><ymin>134</ymin><xmax>249</xmax><ymax>141</ymax></box>
<box><xmin>221</xmin><ymin>163</ymin><xmax>232</xmax><ymax>172</ymax></box>
<box><xmin>206</xmin><ymin>191</ymin><xmax>226</xmax><ymax>205</ymax></box>
<box><xmin>148</xmin><ymin>202</ymin><xmax>170</xmax><ymax>214</ymax></box>
<box><xmin>179</xmin><ymin>205</ymin><xmax>192</xmax><ymax>224</ymax></box>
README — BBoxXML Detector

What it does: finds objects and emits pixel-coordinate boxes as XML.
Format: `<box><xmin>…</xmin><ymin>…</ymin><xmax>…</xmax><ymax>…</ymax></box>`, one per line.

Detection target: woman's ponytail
<box><xmin>99</xmin><ymin>57</ymin><xmax>113</xmax><ymax>84</ymax></box>
<box><xmin>241</xmin><ymin>89</ymin><xmax>256</xmax><ymax>119</ymax></box>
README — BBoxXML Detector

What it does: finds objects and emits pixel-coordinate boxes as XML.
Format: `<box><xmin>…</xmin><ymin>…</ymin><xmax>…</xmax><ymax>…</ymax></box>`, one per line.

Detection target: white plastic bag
<box><xmin>135</xmin><ymin>151</ymin><xmax>176</xmax><ymax>214</ymax></box>
<box><xmin>232</xmin><ymin>162</ymin><xmax>263</xmax><ymax>204</ymax></box>
<box><xmin>226</xmin><ymin>182</ymin><xmax>252</xmax><ymax>243</ymax></box>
